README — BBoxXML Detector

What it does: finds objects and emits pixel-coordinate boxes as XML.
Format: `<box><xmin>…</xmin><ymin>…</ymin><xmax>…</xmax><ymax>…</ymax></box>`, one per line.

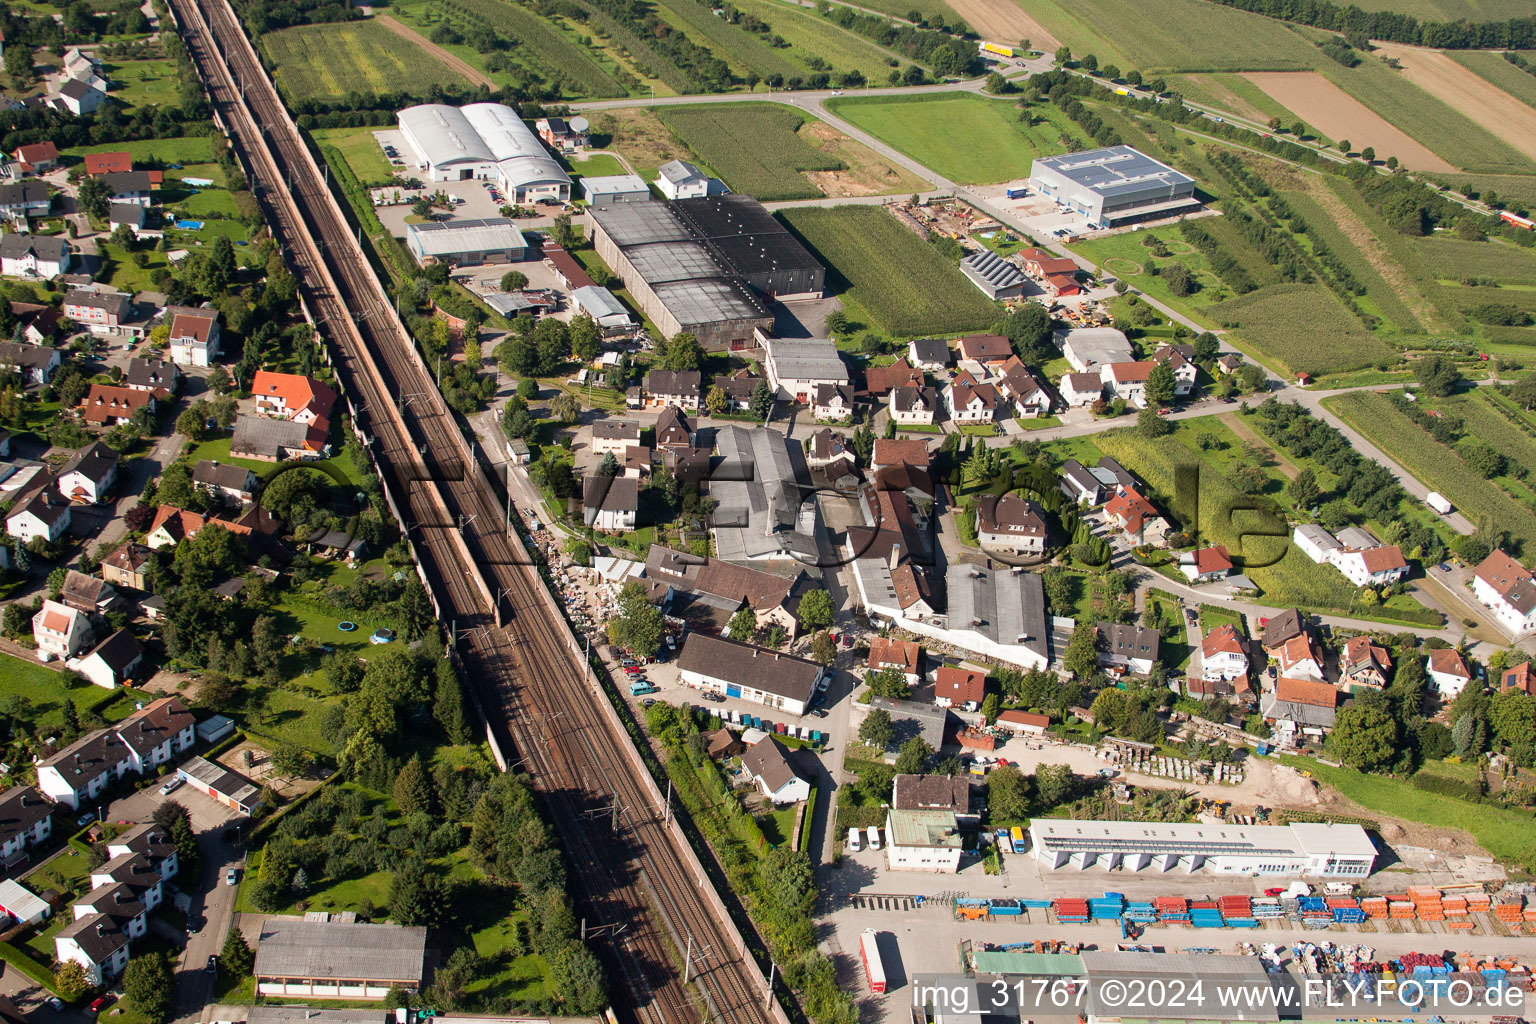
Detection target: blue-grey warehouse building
<box><xmin>1028</xmin><ymin>145</ymin><xmax>1200</xmax><ymax>228</ymax></box>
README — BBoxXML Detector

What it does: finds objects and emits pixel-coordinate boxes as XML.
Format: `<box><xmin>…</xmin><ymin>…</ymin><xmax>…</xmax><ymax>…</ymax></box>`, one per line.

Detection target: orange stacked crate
<box><xmin>1444</xmin><ymin>896</ymin><xmax>1469</xmax><ymax>917</ymax></box>
<box><xmin>1362</xmin><ymin>897</ymin><xmax>1389</xmax><ymax>920</ymax></box>
<box><xmin>1390</xmin><ymin>901</ymin><xmax>1417</xmax><ymax>919</ymax></box>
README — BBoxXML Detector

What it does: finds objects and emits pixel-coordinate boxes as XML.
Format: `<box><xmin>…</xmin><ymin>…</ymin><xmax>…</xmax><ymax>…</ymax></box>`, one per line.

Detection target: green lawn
<box><xmin>1283</xmin><ymin>754</ymin><xmax>1536</xmax><ymax>871</ymax></box>
<box><xmin>103</xmin><ymin>57</ymin><xmax>181</xmax><ymax>109</ymax></box>
<box><xmin>567</xmin><ymin>153</ymin><xmax>628</xmax><ymax>182</ymax></box>
<box><xmin>826</xmin><ymin>93</ymin><xmax>1091</xmax><ymax>184</ymax></box>
<box><xmin>310</xmin><ymin>127</ymin><xmax>396</xmax><ymax>186</ymax></box>
<box><xmin>62</xmin><ymin>137</ymin><xmax>216</xmax><ymax>166</ymax></box>
<box><xmin>0</xmin><ymin>654</ymin><xmax>137</xmax><ymax>733</ymax></box>
<box><xmin>1198</xmin><ymin>604</ymin><xmax>1246</xmax><ymax>636</ymax></box>
<box><xmin>467</xmin><ymin>911</ymin><xmax>553</xmax><ymax>1002</ymax></box>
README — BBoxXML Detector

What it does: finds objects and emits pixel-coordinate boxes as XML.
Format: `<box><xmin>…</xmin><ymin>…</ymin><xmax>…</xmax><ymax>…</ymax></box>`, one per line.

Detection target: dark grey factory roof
<box><xmin>765</xmin><ymin>337</ymin><xmax>847</xmax><ymax>383</ymax></box>
<box><xmin>672</xmin><ymin>194</ymin><xmax>822</xmax><ymax>276</ymax></box>
<box><xmin>1033</xmin><ymin>145</ymin><xmax>1195</xmax><ymax>199</ymax></box>
<box><xmin>946</xmin><ymin>564</ymin><xmax>1048</xmax><ymax>662</ymax></box>
<box><xmin>677</xmin><ymin>632</ymin><xmax>821</xmax><ymax>704</ymax></box>
<box><xmin>710</xmin><ymin>425</ymin><xmax>815</xmax><ymax>562</ymax></box>
<box><xmin>588</xmin><ymin>200</ymin><xmax>693</xmax><ymax>247</ymax></box>
<box><xmin>653</xmin><ymin>278</ymin><xmax>768</xmax><ymax>327</ymax></box>
<box><xmin>254</xmin><ymin>917</ymin><xmax>427</xmax><ymax>983</ymax></box>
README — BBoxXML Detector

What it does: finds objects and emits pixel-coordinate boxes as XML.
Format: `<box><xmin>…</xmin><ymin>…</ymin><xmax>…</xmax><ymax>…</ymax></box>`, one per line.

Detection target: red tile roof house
<box><xmin>867</xmin><ymin>637</ymin><xmax>921</xmax><ymax>685</ymax></box>
<box><xmin>1503</xmin><ymin>661</ymin><xmax>1536</xmax><ymax>693</ymax></box>
<box><xmin>1339</xmin><ymin>635</ymin><xmax>1392</xmax><ymax>692</ymax></box>
<box><xmin>1103</xmin><ymin>486</ymin><xmax>1168</xmax><ymax>546</ymax></box>
<box><xmin>1180</xmin><ymin>545</ymin><xmax>1233</xmax><ymax>584</ymax></box>
<box><xmin>1472</xmin><ymin>549</ymin><xmax>1536</xmax><ymax>635</ymax></box>
<box><xmin>82</xmin><ymin>151</ymin><xmax>133</xmax><ymax>175</ymax></box>
<box><xmin>1199</xmin><ymin>624</ymin><xmax>1249</xmax><ymax>686</ymax></box>
<box><xmin>944</xmin><ymin>375</ymin><xmax>1000</xmax><ymax>424</ymax></box>
<box><xmin>871</xmin><ymin>438</ymin><xmax>930</xmax><ymax>473</ymax></box>
<box><xmin>933</xmin><ymin>666</ymin><xmax>985</xmax><ymax>711</ymax></box>
<box><xmin>955</xmin><ymin>333</ymin><xmax>1013</xmax><ymax>369</ymax></box>
<box><xmin>1100</xmin><ymin>360</ymin><xmax>1157</xmax><ymax>408</ymax></box>
<box><xmin>1426</xmin><ymin>647</ymin><xmax>1471</xmax><ymax>697</ymax></box>
<box><xmin>79</xmin><ymin>384</ymin><xmax>155</xmax><ymax>427</ymax></box>
<box><xmin>861</xmin><ymin>357</ymin><xmax>924</xmax><ymax>398</ymax></box>
<box><xmin>14</xmin><ymin>141</ymin><xmax>58</xmax><ymax>173</ymax></box>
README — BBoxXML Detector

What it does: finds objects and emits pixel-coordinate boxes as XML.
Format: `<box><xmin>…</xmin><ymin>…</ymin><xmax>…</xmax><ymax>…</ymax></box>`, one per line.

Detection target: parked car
<box><xmin>76</xmin><ymin>812</ymin><xmax>95</xmax><ymax>827</ymax></box>
<box><xmin>159</xmin><ymin>777</ymin><xmax>183</xmax><ymax>795</ymax></box>
<box><xmin>46</xmin><ymin>998</ymin><xmax>64</xmax><ymax>1012</ymax></box>
<box><xmin>226</xmin><ymin>868</ymin><xmax>238</xmax><ymax>886</ymax></box>
<box><xmin>623</xmin><ymin>665</ymin><xmax>644</xmax><ymax>676</ymax></box>
<box><xmin>88</xmin><ymin>996</ymin><xmax>111</xmax><ymax>1013</ymax></box>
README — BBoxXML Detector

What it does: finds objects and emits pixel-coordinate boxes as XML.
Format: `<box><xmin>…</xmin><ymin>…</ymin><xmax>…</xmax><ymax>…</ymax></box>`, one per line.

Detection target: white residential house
<box><xmin>654</xmin><ymin>159</ymin><xmax>711</xmax><ymax>200</ymax></box>
<box><xmin>1472</xmin><ymin>549</ymin><xmax>1536</xmax><ymax>635</ymax></box>
<box><xmin>760</xmin><ymin>334</ymin><xmax>848</xmax><ymax>403</ymax></box>
<box><xmin>1098</xmin><ymin>622</ymin><xmax>1160</xmax><ymax>676</ymax></box>
<box><xmin>1000</xmin><ymin>365</ymin><xmax>1054</xmax><ymax>419</ymax></box>
<box><xmin>1426</xmin><ymin>648</ymin><xmax>1472</xmax><ymax>698</ymax></box>
<box><xmin>813</xmin><ymin>383</ymin><xmax>855</xmax><ymax>423</ymax></box>
<box><xmin>1152</xmin><ymin>344</ymin><xmax>1198</xmax><ymax>396</ymax></box>
<box><xmin>33</xmin><ymin>600</ymin><xmax>93</xmax><ymax>662</ymax></box>
<box><xmin>1331</xmin><ymin>545</ymin><xmax>1409</xmax><ymax>587</ymax></box>
<box><xmin>0</xmin><ymin>787</ymin><xmax>54</xmax><ymax>867</ymax></box>
<box><xmin>1059</xmin><ymin>372</ymin><xmax>1104</xmax><ymax>407</ymax></box>
<box><xmin>71</xmin><ymin>886</ymin><xmax>148</xmax><ymax>941</ymax></box>
<box><xmin>0</xmin><ymin>182</ymin><xmax>52</xmax><ymax>223</ymax></box>
<box><xmin>57</xmin><ymin>442</ymin><xmax>120</xmax><ymax>505</ymax></box>
<box><xmin>64</xmin><ymin>288</ymin><xmax>133</xmax><ymax>334</ymax></box>
<box><xmin>113</xmin><ymin>698</ymin><xmax>197</xmax><ymax>774</ymax></box>
<box><xmin>1273</xmin><ymin>633</ymin><xmax>1326</xmax><ymax>682</ymax></box>
<box><xmin>67</xmin><ymin>630</ymin><xmax>144</xmax><ymax>689</ymax></box>
<box><xmin>1201</xmin><ymin>625</ymin><xmax>1249</xmax><ymax>683</ymax></box>
<box><xmin>1293</xmin><ymin>524</ymin><xmax>1341</xmax><ymax>564</ymax></box>
<box><xmin>591</xmin><ymin>420</ymin><xmax>642</xmax><ymax>457</ymax></box>
<box><xmin>36</xmin><ymin>729</ymin><xmax>133</xmax><ymax>810</ymax></box>
<box><xmin>974</xmin><ymin>493</ymin><xmax>1046</xmax><ymax>556</ymax></box>
<box><xmin>943</xmin><ymin>375</ymin><xmax>999</xmax><ymax>424</ymax></box>
<box><xmin>582</xmin><ymin>475</ymin><xmax>638</xmax><ymax>531</ymax></box>
<box><xmin>107</xmin><ymin>824</ymin><xmax>180</xmax><ymax>882</ymax></box>
<box><xmin>55</xmin><ymin>915</ymin><xmax>130</xmax><ymax>986</ymax></box>
<box><xmin>907</xmin><ymin>338</ymin><xmax>950</xmax><ymax>373</ymax></box>
<box><xmin>0</xmin><ymin>233</ymin><xmax>69</xmax><ymax>278</ymax></box>
<box><xmin>165</xmin><ymin>308</ymin><xmax>221</xmax><ymax>367</ymax></box>
<box><xmin>1104</xmin><ymin>486</ymin><xmax>1168</xmax><ymax>547</ymax></box>
<box><xmin>741</xmin><ymin>738</ymin><xmax>811</xmax><ymax>805</ymax></box>
<box><xmin>889</xmin><ymin>386</ymin><xmax>938</xmax><ymax>426</ymax></box>
<box><xmin>1101</xmin><ymin>361</ymin><xmax>1156</xmax><ymax>408</ymax></box>
<box><xmin>7</xmin><ymin>488</ymin><xmax>72</xmax><ymax>543</ymax></box>
<box><xmin>56</xmin><ymin>78</ymin><xmax>107</xmax><ymax>116</ymax></box>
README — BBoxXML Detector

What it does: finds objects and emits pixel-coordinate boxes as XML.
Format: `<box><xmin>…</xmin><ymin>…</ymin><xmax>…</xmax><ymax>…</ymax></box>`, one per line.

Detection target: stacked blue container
<box><xmin>1224</xmin><ymin>918</ymin><xmax>1260</xmax><ymax>928</ymax></box>
<box><xmin>990</xmin><ymin>899</ymin><xmax>1023</xmax><ymax>916</ymax></box>
<box><xmin>1332</xmin><ymin>908</ymin><xmax>1367</xmax><ymax>924</ymax></box>
<box><xmin>1189</xmin><ymin>908</ymin><xmax>1224</xmax><ymax>929</ymax></box>
<box><xmin>1090</xmin><ymin>895</ymin><xmax>1126</xmax><ymax>921</ymax></box>
<box><xmin>1125</xmin><ymin>902</ymin><xmax>1158</xmax><ymax>923</ymax></box>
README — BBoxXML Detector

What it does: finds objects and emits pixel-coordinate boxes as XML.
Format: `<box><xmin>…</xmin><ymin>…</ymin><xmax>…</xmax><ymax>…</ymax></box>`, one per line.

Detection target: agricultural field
<box><xmin>1416</xmin><ymin>236</ymin><xmax>1536</xmax><ymax>286</ymax></box>
<box><xmin>1329</xmin><ymin>0</ymin><xmax>1536</xmax><ymax>18</ymax></box>
<box><xmin>1165</xmin><ymin>72</ymin><xmax>1293</xmax><ymax>122</ymax></box>
<box><xmin>825</xmin><ymin>93</ymin><xmax>1091</xmax><ymax>184</ymax></box>
<box><xmin>727</xmin><ymin>0</ymin><xmax>914</xmax><ymax>82</ymax></box>
<box><xmin>1320</xmin><ymin>57</ymin><xmax>1534</xmax><ymax>175</ymax></box>
<box><xmin>1326</xmin><ymin>391</ymin><xmax>1536</xmax><ymax>553</ymax></box>
<box><xmin>1244</xmin><ymin>71</ymin><xmax>1453</xmax><ymax>172</ymax></box>
<box><xmin>1428</xmin><ymin>172</ymin><xmax>1536</xmax><ymax>210</ymax></box>
<box><xmin>1279</xmin><ymin>187</ymin><xmax>1422</xmax><ymax>333</ymax></box>
<box><xmin>1068</xmin><ymin>230</ymin><xmax>1224</xmax><ymax>319</ymax></box>
<box><xmin>1372</xmin><ymin>44</ymin><xmax>1536</xmax><ymax>166</ymax></box>
<box><xmin>1019</xmin><ymin>0</ymin><xmax>1322</xmax><ymax>74</ymax></box>
<box><xmin>403</xmin><ymin>0</ymin><xmax>630</xmax><ymax>97</ymax></box>
<box><xmin>1449</xmin><ymin>52</ymin><xmax>1536</xmax><ymax>112</ymax></box>
<box><xmin>590</xmin><ymin>107</ymin><xmax>693</xmax><ymax>181</ymax></box>
<box><xmin>265</xmin><ymin>19</ymin><xmax>473</xmax><ymax>101</ymax></box>
<box><xmin>779</xmin><ymin>205</ymin><xmax>1001</xmax><ymax>337</ymax></box>
<box><xmin>655</xmin><ymin>104</ymin><xmax>840</xmax><ymax>201</ymax></box>
<box><xmin>1210</xmin><ymin>284</ymin><xmax>1397</xmax><ymax>376</ymax></box>
<box><xmin>651</xmin><ymin>0</ymin><xmax>804</xmax><ymax>84</ymax></box>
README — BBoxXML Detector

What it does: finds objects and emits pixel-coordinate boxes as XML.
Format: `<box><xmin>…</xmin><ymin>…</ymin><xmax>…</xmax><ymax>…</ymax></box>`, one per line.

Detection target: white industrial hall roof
<box><xmin>398</xmin><ymin>103</ymin><xmax>571</xmax><ymax>193</ymax></box>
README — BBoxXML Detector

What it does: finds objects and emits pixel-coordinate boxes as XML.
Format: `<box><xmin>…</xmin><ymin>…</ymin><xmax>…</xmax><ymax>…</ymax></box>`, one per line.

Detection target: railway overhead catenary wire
<box><xmin>163</xmin><ymin>2</ymin><xmax>782</xmax><ymax>1023</ymax></box>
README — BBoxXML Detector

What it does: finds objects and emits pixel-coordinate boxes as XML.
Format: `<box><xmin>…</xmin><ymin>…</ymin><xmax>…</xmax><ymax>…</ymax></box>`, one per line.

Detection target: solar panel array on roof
<box><xmin>1029</xmin><ymin>145</ymin><xmax>1199</xmax><ymax>227</ymax></box>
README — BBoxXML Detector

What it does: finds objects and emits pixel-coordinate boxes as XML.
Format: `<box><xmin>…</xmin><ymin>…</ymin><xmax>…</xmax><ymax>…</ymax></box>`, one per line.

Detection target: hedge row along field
<box><xmin>778</xmin><ymin>205</ymin><xmax>1001</xmax><ymax>337</ymax></box>
<box><xmin>440</xmin><ymin>0</ymin><xmax>628</xmax><ymax>97</ymax></box>
<box><xmin>656</xmin><ymin>104</ymin><xmax>842</xmax><ymax>201</ymax></box>
<box><xmin>1327</xmin><ymin>391</ymin><xmax>1536</xmax><ymax>553</ymax></box>
<box><xmin>266</xmin><ymin>20</ymin><xmax>471</xmax><ymax>101</ymax></box>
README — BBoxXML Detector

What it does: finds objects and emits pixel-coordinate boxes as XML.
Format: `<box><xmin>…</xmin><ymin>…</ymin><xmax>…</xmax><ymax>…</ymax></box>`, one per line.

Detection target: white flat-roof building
<box><xmin>581</xmin><ymin>174</ymin><xmax>650</xmax><ymax>206</ymax></box>
<box><xmin>1030</xmin><ymin>819</ymin><xmax>1376</xmax><ymax>876</ymax></box>
<box><xmin>397</xmin><ymin>103</ymin><xmax>570</xmax><ymax>203</ymax></box>
<box><xmin>885</xmin><ymin>808</ymin><xmax>963</xmax><ymax>873</ymax></box>
<box><xmin>406</xmin><ymin>218</ymin><xmax>527</xmax><ymax>266</ymax></box>
<box><xmin>1029</xmin><ymin>145</ymin><xmax>1200</xmax><ymax>229</ymax></box>
<box><xmin>760</xmin><ymin>333</ymin><xmax>848</xmax><ymax>402</ymax></box>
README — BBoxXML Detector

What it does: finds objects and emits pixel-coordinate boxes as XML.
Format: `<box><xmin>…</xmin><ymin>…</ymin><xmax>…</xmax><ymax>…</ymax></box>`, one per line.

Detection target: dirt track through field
<box><xmin>1221</xmin><ymin>412</ymin><xmax>1299</xmax><ymax>479</ymax></box>
<box><xmin>1244</xmin><ymin>70</ymin><xmax>1456</xmax><ymax>172</ymax></box>
<box><xmin>943</xmin><ymin>0</ymin><xmax>1059</xmax><ymax>50</ymax></box>
<box><xmin>375</xmin><ymin>15</ymin><xmax>494</xmax><ymax>89</ymax></box>
<box><xmin>1373</xmin><ymin>42</ymin><xmax>1536</xmax><ymax>164</ymax></box>
<box><xmin>1180</xmin><ymin>73</ymin><xmax>1265</xmax><ymax>121</ymax></box>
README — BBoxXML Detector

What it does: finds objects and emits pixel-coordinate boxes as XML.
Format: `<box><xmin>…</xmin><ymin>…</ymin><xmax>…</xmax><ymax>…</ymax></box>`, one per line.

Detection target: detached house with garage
<box><xmin>1200</xmin><ymin>625</ymin><xmax>1249</xmax><ymax>685</ymax></box>
<box><xmin>1427</xmin><ymin>647</ymin><xmax>1472</xmax><ymax>697</ymax></box>
<box><xmin>741</xmin><ymin>737</ymin><xmax>810</xmax><ymax>805</ymax></box>
<box><xmin>1180</xmin><ymin>545</ymin><xmax>1233</xmax><ymax>584</ymax></box>
<box><xmin>813</xmin><ymin>383</ymin><xmax>855</xmax><ymax>423</ymax></box>
<box><xmin>591</xmin><ymin>420</ymin><xmax>642</xmax><ymax>457</ymax></box>
<box><xmin>164</xmin><ymin>307</ymin><xmax>221</xmax><ymax>367</ymax></box>
<box><xmin>907</xmin><ymin>338</ymin><xmax>950</xmax><ymax>373</ymax></box>
<box><xmin>933</xmin><ymin>666</ymin><xmax>985</xmax><ymax>712</ymax></box>
<box><xmin>644</xmin><ymin>369</ymin><xmax>702</xmax><ymax>411</ymax></box>
<box><xmin>582</xmin><ymin>475</ymin><xmax>638</xmax><ymax>531</ymax></box>
<box><xmin>867</xmin><ymin>637</ymin><xmax>921</xmax><ymax>686</ymax></box>
<box><xmin>1101</xmin><ymin>361</ymin><xmax>1156</xmax><ymax>408</ymax></box>
<box><xmin>1097</xmin><ymin>622</ymin><xmax>1160</xmax><ymax>676</ymax></box>
<box><xmin>8</xmin><ymin>487</ymin><xmax>72</xmax><ymax>544</ymax></box>
<box><xmin>1152</xmin><ymin>344</ymin><xmax>1198</xmax><ymax>396</ymax></box>
<box><xmin>67</xmin><ymin>629</ymin><xmax>144</xmax><ymax>690</ymax></box>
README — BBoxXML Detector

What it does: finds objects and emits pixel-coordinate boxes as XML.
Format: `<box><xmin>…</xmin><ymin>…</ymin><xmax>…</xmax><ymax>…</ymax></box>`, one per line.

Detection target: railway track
<box><xmin>165</xmin><ymin>3</ymin><xmax>781</xmax><ymax>1023</ymax></box>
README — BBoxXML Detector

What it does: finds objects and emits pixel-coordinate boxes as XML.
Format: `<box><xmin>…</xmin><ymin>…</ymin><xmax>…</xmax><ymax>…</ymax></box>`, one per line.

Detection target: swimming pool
<box><xmin>175</xmin><ymin>219</ymin><xmax>204</xmax><ymax>229</ymax></box>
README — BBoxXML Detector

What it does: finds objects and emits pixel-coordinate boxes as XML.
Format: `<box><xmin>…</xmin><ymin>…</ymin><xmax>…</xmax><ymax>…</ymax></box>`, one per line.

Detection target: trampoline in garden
<box><xmin>338</xmin><ymin>621</ymin><xmax>358</xmax><ymax>632</ymax></box>
<box><xmin>176</xmin><ymin>220</ymin><xmax>204</xmax><ymax>229</ymax></box>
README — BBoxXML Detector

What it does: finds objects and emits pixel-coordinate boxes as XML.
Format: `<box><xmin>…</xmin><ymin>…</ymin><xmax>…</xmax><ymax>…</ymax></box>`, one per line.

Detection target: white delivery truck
<box><xmin>1427</xmin><ymin>492</ymin><xmax>1453</xmax><ymax>515</ymax></box>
